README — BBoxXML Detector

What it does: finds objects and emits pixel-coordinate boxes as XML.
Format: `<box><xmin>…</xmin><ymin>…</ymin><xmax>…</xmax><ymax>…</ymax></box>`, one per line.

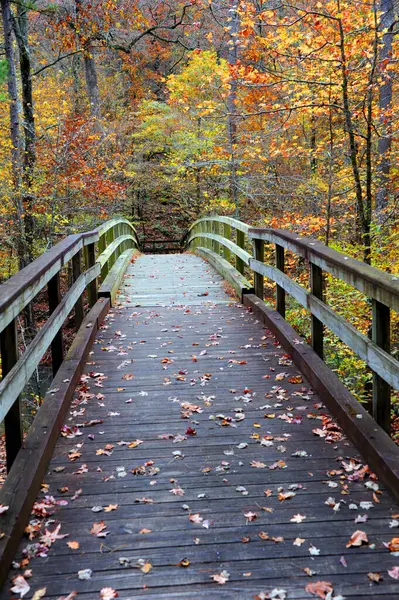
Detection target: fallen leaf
<box><xmin>368</xmin><ymin>572</ymin><xmax>383</xmax><ymax>582</ymax></box>
<box><xmin>244</xmin><ymin>511</ymin><xmax>258</xmax><ymax>522</ymax></box>
<box><xmin>346</xmin><ymin>530</ymin><xmax>368</xmax><ymax>548</ymax></box>
<box><xmin>385</xmin><ymin>537</ymin><xmax>399</xmax><ymax>552</ymax></box>
<box><xmin>78</xmin><ymin>569</ymin><xmax>92</xmax><ymax>580</ymax></box>
<box><xmin>10</xmin><ymin>575</ymin><xmax>30</xmax><ymax>597</ymax></box>
<box><xmin>291</xmin><ymin>514</ymin><xmax>306</xmax><ymax>523</ymax></box>
<box><xmin>177</xmin><ymin>558</ymin><xmax>190</xmax><ymax>567</ymax></box>
<box><xmin>100</xmin><ymin>588</ymin><xmax>119</xmax><ymax>599</ymax></box>
<box><xmin>305</xmin><ymin>580</ymin><xmax>333</xmax><ymax>598</ymax></box>
<box><xmin>67</xmin><ymin>541</ymin><xmax>80</xmax><ymax>550</ymax></box>
<box><xmin>90</xmin><ymin>521</ymin><xmax>108</xmax><ymax>536</ymax></box>
<box><xmin>211</xmin><ymin>570</ymin><xmax>230</xmax><ymax>584</ymax></box>
<box><xmin>388</xmin><ymin>566</ymin><xmax>399</xmax><ymax>579</ymax></box>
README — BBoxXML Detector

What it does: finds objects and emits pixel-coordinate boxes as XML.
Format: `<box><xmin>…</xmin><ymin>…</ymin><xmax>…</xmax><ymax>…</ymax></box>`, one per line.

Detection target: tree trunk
<box><xmin>13</xmin><ymin>0</ymin><xmax>36</xmax><ymax>265</ymax></box>
<box><xmin>375</xmin><ymin>0</ymin><xmax>394</xmax><ymax>218</ymax></box>
<box><xmin>227</xmin><ymin>0</ymin><xmax>239</xmax><ymax>217</ymax></box>
<box><xmin>83</xmin><ymin>42</ymin><xmax>101</xmax><ymax>116</ymax></box>
<box><xmin>1</xmin><ymin>0</ymin><xmax>26</xmax><ymax>268</ymax></box>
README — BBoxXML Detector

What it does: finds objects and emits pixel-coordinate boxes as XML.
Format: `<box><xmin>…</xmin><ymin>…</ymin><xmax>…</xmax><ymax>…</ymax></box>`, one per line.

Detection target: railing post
<box><xmin>0</xmin><ymin>319</ymin><xmax>22</xmax><ymax>471</ymax></box>
<box><xmin>254</xmin><ymin>239</ymin><xmax>264</xmax><ymax>300</ymax></box>
<box><xmin>72</xmin><ymin>249</ymin><xmax>84</xmax><ymax>328</ymax></box>
<box><xmin>213</xmin><ymin>220</ymin><xmax>220</xmax><ymax>255</ymax></box>
<box><xmin>236</xmin><ymin>229</ymin><xmax>245</xmax><ymax>275</ymax></box>
<box><xmin>372</xmin><ymin>299</ymin><xmax>391</xmax><ymax>433</ymax></box>
<box><xmin>48</xmin><ymin>272</ymin><xmax>64</xmax><ymax>376</ymax></box>
<box><xmin>275</xmin><ymin>244</ymin><xmax>285</xmax><ymax>317</ymax></box>
<box><xmin>85</xmin><ymin>241</ymin><xmax>98</xmax><ymax>308</ymax></box>
<box><xmin>310</xmin><ymin>262</ymin><xmax>324</xmax><ymax>359</ymax></box>
<box><xmin>223</xmin><ymin>223</ymin><xmax>231</xmax><ymax>262</ymax></box>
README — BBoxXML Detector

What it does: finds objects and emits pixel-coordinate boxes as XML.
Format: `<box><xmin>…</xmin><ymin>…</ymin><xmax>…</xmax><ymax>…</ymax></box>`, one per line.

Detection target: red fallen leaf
<box><xmin>90</xmin><ymin>521</ymin><xmax>108</xmax><ymax>536</ymax></box>
<box><xmin>305</xmin><ymin>580</ymin><xmax>333</xmax><ymax>598</ymax></box>
<box><xmin>186</xmin><ymin>427</ymin><xmax>197</xmax><ymax>436</ymax></box>
<box><xmin>346</xmin><ymin>530</ymin><xmax>368</xmax><ymax>548</ymax></box>
<box><xmin>288</xmin><ymin>375</ymin><xmax>303</xmax><ymax>384</ymax></box>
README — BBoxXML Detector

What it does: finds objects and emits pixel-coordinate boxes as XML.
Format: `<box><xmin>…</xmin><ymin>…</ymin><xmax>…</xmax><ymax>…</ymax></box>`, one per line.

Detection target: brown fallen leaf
<box><xmin>90</xmin><ymin>521</ymin><xmax>107</xmax><ymax>536</ymax></box>
<box><xmin>140</xmin><ymin>561</ymin><xmax>152</xmax><ymax>573</ymax></box>
<box><xmin>385</xmin><ymin>537</ymin><xmax>399</xmax><ymax>552</ymax></box>
<box><xmin>67</xmin><ymin>541</ymin><xmax>80</xmax><ymax>550</ymax></box>
<box><xmin>305</xmin><ymin>580</ymin><xmax>333</xmax><ymax>598</ymax></box>
<box><xmin>368</xmin><ymin>572</ymin><xmax>383</xmax><ymax>583</ymax></box>
<box><xmin>346</xmin><ymin>530</ymin><xmax>368</xmax><ymax>548</ymax></box>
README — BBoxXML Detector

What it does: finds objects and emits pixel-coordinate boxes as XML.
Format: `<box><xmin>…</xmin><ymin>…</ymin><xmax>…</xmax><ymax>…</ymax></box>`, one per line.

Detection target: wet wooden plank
<box><xmin>1</xmin><ymin>255</ymin><xmax>398</xmax><ymax>600</ymax></box>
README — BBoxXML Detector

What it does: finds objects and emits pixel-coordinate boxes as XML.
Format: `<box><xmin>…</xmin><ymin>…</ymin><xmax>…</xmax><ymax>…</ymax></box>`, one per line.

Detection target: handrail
<box><xmin>184</xmin><ymin>215</ymin><xmax>399</xmax><ymax>435</ymax></box>
<box><xmin>0</xmin><ymin>217</ymin><xmax>138</xmax><ymax>470</ymax></box>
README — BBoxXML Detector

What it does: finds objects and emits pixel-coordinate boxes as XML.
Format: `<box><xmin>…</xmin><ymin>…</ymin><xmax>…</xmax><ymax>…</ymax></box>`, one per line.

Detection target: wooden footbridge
<box><xmin>0</xmin><ymin>216</ymin><xmax>399</xmax><ymax>599</ymax></box>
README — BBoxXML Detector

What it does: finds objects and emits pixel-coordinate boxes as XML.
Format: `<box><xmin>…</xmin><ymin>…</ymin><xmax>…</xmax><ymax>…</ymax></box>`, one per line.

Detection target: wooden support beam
<box><xmin>236</xmin><ymin>229</ymin><xmax>245</xmax><ymax>275</ymax></box>
<box><xmin>275</xmin><ymin>244</ymin><xmax>285</xmax><ymax>317</ymax></box>
<box><xmin>253</xmin><ymin>239</ymin><xmax>264</xmax><ymax>300</ymax></box>
<box><xmin>372</xmin><ymin>299</ymin><xmax>391</xmax><ymax>433</ymax></box>
<box><xmin>48</xmin><ymin>272</ymin><xmax>63</xmax><ymax>376</ymax></box>
<box><xmin>0</xmin><ymin>320</ymin><xmax>22</xmax><ymax>471</ymax></box>
<box><xmin>213</xmin><ymin>221</ymin><xmax>220</xmax><ymax>255</ymax></box>
<box><xmin>72</xmin><ymin>250</ymin><xmax>84</xmax><ymax>328</ymax></box>
<box><xmin>311</xmin><ymin>262</ymin><xmax>324</xmax><ymax>359</ymax></box>
<box><xmin>85</xmin><ymin>242</ymin><xmax>98</xmax><ymax>308</ymax></box>
<box><xmin>223</xmin><ymin>223</ymin><xmax>231</xmax><ymax>262</ymax></box>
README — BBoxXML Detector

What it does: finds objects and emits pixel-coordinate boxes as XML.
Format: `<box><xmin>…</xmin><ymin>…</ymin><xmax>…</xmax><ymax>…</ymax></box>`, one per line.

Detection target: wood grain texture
<box><xmin>0</xmin><ymin>255</ymin><xmax>397</xmax><ymax>600</ymax></box>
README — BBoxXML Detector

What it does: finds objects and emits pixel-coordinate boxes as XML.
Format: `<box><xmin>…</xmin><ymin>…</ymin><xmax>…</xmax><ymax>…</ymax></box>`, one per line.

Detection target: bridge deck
<box><xmin>2</xmin><ymin>254</ymin><xmax>399</xmax><ymax>599</ymax></box>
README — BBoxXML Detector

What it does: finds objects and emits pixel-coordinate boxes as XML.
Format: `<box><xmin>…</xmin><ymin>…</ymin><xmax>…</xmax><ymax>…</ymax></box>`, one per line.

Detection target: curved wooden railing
<box><xmin>184</xmin><ymin>216</ymin><xmax>399</xmax><ymax>434</ymax></box>
<box><xmin>0</xmin><ymin>217</ymin><xmax>138</xmax><ymax>470</ymax></box>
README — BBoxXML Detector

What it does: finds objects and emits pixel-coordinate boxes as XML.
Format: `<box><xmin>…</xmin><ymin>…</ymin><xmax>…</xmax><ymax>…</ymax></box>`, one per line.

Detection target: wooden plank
<box><xmin>2</xmin><ymin>255</ymin><xmax>398</xmax><ymax>599</ymax></box>
<box><xmin>188</xmin><ymin>232</ymin><xmax>251</xmax><ymax>265</ymax></box>
<box><xmin>0</xmin><ymin>298</ymin><xmax>110</xmax><ymax>589</ymax></box>
<box><xmin>187</xmin><ymin>216</ymin><xmax>249</xmax><ymax>235</ymax></box>
<box><xmin>253</xmin><ymin>238</ymin><xmax>264</xmax><ymax>300</ymax></box>
<box><xmin>195</xmin><ymin>247</ymin><xmax>253</xmax><ymax>298</ymax></box>
<box><xmin>97</xmin><ymin>235</ymin><xmax>136</xmax><ymax>268</ymax></box>
<box><xmin>275</xmin><ymin>243</ymin><xmax>285</xmax><ymax>317</ymax></box>
<box><xmin>99</xmin><ymin>249</ymin><xmax>137</xmax><ymax>305</ymax></box>
<box><xmin>243</xmin><ymin>293</ymin><xmax>399</xmax><ymax>503</ymax></box>
<box><xmin>249</xmin><ymin>258</ymin><xmax>399</xmax><ymax>392</ymax></box>
<box><xmin>248</xmin><ymin>227</ymin><xmax>399</xmax><ymax>311</ymax></box>
<box><xmin>0</xmin><ymin>264</ymin><xmax>100</xmax><ymax>422</ymax></box>
<box><xmin>311</xmin><ymin>262</ymin><xmax>324</xmax><ymax>358</ymax></box>
<box><xmin>48</xmin><ymin>272</ymin><xmax>64</xmax><ymax>376</ymax></box>
<box><xmin>0</xmin><ymin>319</ymin><xmax>22</xmax><ymax>471</ymax></box>
<box><xmin>72</xmin><ymin>249</ymin><xmax>84</xmax><ymax>328</ymax></box>
<box><xmin>85</xmin><ymin>241</ymin><xmax>98</xmax><ymax>308</ymax></box>
<box><xmin>372</xmin><ymin>299</ymin><xmax>391</xmax><ymax>432</ymax></box>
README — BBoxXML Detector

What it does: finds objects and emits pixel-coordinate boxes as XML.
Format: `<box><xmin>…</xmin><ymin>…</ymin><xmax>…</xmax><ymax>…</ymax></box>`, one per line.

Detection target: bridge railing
<box><xmin>0</xmin><ymin>217</ymin><xmax>138</xmax><ymax>471</ymax></box>
<box><xmin>184</xmin><ymin>216</ymin><xmax>399</xmax><ymax>434</ymax></box>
